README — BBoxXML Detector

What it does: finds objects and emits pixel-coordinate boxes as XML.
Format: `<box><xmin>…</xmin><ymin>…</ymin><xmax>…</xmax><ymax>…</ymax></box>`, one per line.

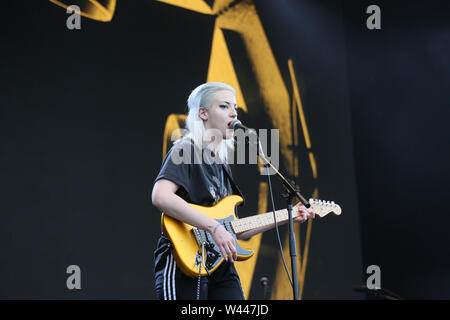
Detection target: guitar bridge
<box><xmin>191</xmin><ymin>228</ymin><xmax>220</xmax><ymax>272</ymax></box>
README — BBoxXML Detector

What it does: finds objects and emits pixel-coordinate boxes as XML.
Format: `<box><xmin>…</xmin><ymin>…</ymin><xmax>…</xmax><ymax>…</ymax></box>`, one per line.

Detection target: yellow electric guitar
<box><xmin>161</xmin><ymin>195</ymin><xmax>342</xmax><ymax>278</ymax></box>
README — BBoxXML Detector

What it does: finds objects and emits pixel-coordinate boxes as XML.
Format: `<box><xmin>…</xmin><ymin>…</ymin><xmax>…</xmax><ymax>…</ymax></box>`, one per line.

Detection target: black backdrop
<box><xmin>1</xmin><ymin>0</ymin><xmax>449</xmax><ymax>300</ymax></box>
<box><xmin>343</xmin><ymin>0</ymin><xmax>450</xmax><ymax>299</ymax></box>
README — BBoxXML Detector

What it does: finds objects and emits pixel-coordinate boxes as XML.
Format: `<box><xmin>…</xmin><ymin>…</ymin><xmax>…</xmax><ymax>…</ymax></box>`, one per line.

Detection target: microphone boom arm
<box><xmin>256</xmin><ymin>139</ymin><xmax>310</xmax><ymax>208</ymax></box>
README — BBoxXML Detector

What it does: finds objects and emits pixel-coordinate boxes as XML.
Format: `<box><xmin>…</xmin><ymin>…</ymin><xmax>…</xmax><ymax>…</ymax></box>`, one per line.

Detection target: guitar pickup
<box><xmin>191</xmin><ymin>228</ymin><xmax>203</xmax><ymax>247</ymax></box>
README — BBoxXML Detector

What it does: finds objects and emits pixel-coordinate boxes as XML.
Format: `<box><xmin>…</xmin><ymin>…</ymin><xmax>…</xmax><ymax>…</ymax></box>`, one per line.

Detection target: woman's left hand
<box><xmin>293</xmin><ymin>202</ymin><xmax>315</xmax><ymax>223</ymax></box>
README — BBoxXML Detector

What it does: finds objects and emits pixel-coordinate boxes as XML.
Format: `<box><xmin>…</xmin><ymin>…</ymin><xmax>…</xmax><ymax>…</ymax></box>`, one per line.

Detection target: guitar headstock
<box><xmin>308</xmin><ymin>199</ymin><xmax>342</xmax><ymax>217</ymax></box>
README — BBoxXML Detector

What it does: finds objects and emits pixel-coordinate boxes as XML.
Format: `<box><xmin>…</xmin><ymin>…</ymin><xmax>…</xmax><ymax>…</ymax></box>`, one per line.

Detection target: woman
<box><xmin>152</xmin><ymin>82</ymin><xmax>314</xmax><ymax>300</ymax></box>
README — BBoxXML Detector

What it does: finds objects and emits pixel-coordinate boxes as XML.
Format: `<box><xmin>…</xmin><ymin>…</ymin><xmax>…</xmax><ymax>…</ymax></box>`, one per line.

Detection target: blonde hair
<box><xmin>180</xmin><ymin>82</ymin><xmax>236</xmax><ymax>164</ymax></box>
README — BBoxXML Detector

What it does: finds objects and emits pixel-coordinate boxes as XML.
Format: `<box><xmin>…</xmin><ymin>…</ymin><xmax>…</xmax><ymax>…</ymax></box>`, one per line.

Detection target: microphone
<box><xmin>228</xmin><ymin>119</ymin><xmax>265</xmax><ymax>157</ymax></box>
<box><xmin>228</xmin><ymin>119</ymin><xmax>256</xmax><ymax>134</ymax></box>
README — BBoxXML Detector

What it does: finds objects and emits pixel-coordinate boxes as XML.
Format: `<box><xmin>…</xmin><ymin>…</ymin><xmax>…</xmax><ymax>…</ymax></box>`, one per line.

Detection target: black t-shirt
<box><xmin>153</xmin><ymin>138</ymin><xmax>245</xmax><ymax>286</ymax></box>
<box><xmin>154</xmin><ymin>137</ymin><xmax>244</xmax><ymax>209</ymax></box>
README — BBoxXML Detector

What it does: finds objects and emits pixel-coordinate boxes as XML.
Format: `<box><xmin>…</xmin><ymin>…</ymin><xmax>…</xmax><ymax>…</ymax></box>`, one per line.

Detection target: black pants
<box><xmin>154</xmin><ymin>236</ymin><xmax>245</xmax><ymax>300</ymax></box>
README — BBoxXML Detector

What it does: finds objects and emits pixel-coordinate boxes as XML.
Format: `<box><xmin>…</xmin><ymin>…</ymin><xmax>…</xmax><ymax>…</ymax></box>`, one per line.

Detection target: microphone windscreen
<box><xmin>229</xmin><ymin>119</ymin><xmax>242</xmax><ymax>129</ymax></box>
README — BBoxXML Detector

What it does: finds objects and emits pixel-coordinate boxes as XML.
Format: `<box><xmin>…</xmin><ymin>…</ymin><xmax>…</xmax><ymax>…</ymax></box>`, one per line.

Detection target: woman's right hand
<box><xmin>208</xmin><ymin>223</ymin><xmax>237</xmax><ymax>262</ymax></box>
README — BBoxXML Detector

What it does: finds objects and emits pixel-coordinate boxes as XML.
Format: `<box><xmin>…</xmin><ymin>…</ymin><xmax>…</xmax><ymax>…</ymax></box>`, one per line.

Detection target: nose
<box><xmin>229</xmin><ymin>107</ymin><xmax>237</xmax><ymax>119</ymax></box>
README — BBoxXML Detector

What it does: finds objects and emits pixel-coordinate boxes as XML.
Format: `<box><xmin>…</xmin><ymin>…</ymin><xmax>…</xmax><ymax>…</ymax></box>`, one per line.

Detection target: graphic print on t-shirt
<box><xmin>209</xmin><ymin>167</ymin><xmax>229</xmax><ymax>205</ymax></box>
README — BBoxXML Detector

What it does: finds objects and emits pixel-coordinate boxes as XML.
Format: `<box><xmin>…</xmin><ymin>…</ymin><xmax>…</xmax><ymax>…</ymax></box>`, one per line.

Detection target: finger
<box><xmin>300</xmin><ymin>207</ymin><xmax>310</xmax><ymax>216</ymax></box>
<box><xmin>229</xmin><ymin>242</ymin><xmax>237</xmax><ymax>261</ymax></box>
<box><xmin>228</xmin><ymin>241</ymin><xmax>237</xmax><ymax>262</ymax></box>
<box><xmin>225</xmin><ymin>244</ymin><xmax>234</xmax><ymax>262</ymax></box>
<box><xmin>217</xmin><ymin>242</ymin><xmax>228</xmax><ymax>261</ymax></box>
<box><xmin>295</xmin><ymin>216</ymin><xmax>304</xmax><ymax>223</ymax></box>
<box><xmin>223</xmin><ymin>243</ymin><xmax>233</xmax><ymax>262</ymax></box>
<box><xmin>302</xmin><ymin>212</ymin><xmax>310</xmax><ymax>223</ymax></box>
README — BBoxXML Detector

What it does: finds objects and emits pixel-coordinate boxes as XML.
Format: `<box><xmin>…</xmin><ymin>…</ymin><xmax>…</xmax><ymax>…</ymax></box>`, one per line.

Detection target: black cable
<box><xmin>265</xmin><ymin>165</ymin><xmax>293</xmax><ymax>288</ymax></box>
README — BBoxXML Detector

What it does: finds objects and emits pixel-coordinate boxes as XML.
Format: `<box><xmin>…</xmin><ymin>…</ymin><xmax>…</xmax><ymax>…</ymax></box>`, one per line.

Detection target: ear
<box><xmin>198</xmin><ymin>107</ymin><xmax>208</xmax><ymax>121</ymax></box>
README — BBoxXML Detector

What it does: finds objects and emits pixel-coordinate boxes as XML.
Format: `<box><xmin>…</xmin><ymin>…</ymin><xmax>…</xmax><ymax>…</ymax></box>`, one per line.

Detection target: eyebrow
<box><xmin>221</xmin><ymin>101</ymin><xmax>238</xmax><ymax>107</ymax></box>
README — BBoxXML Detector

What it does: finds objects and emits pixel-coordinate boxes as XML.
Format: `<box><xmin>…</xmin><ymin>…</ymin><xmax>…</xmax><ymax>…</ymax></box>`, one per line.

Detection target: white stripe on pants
<box><xmin>163</xmin><ymin>254</ymin><xmax>176</xmax><ymax>300</ymax></box>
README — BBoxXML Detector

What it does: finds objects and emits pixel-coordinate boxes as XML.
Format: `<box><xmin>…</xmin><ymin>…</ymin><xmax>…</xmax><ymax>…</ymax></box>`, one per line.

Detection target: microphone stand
<box><xmin>255</xmin><ymin>137</ymin><xmax>310</xmax><ymax>301</ymax></box>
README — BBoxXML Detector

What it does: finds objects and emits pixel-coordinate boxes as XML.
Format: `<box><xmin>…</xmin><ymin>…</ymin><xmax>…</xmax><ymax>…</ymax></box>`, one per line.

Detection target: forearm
<box><xmin>154</xmin><ymin>192</ymin><xmax>219</xmax><ymax>233</ymax></box>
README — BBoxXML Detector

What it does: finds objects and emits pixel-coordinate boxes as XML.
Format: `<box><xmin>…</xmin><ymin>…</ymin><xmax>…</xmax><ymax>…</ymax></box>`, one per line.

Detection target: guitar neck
<box><xmin>231</xmin><ymin>207</ymin><xmax>300</xmax><ymax>235</ymax></box>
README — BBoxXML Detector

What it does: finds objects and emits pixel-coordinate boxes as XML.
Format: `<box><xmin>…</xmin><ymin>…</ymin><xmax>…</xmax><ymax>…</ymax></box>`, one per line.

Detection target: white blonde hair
<box><xmin>182</xmin><ymin>82</ymin><xmax>236</xmax><ymax>163</ymax></box>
